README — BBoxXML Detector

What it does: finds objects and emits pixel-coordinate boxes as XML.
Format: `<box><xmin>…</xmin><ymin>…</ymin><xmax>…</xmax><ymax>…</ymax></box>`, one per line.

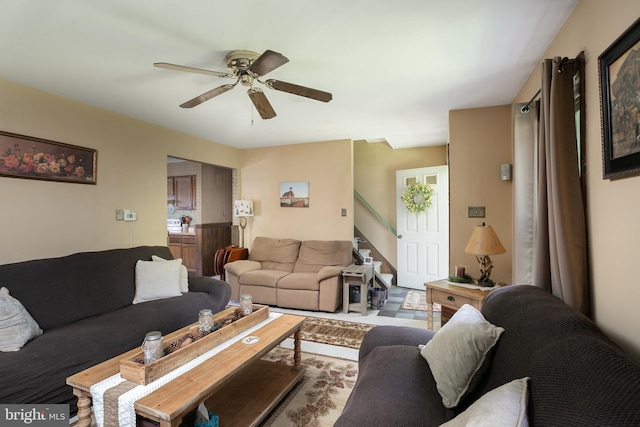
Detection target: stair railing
<box><xmin>354</xmin><ymin>190</ymin><xmax>397</xmax><ymax>237</ymax></box>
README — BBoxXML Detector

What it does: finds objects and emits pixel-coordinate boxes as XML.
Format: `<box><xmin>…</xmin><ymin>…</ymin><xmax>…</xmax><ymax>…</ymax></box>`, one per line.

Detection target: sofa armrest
<box><xmin>224</xmin><ymin>260</ymin><xmax>262</xmax><ymax>277</ymax></box>
<box><xmin>317</xmin><ymin>265</ymin><xmax>345</xmax><ymax>282</ymax></box>
<box><xmin>359</xmin><ymin>325</ymin><xmax>435</xmax><ymax>361</ymax></box>
<box><xmin>187</xmin><ymin>276</ymin><xmax>231</xmax><ymax>313</ymax></box>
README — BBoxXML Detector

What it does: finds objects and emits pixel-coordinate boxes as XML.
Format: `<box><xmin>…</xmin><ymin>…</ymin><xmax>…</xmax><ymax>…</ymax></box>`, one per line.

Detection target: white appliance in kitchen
<box><xmin>167</xmin><ymin>218</ymin><xmax>183</xmax><ymax>233</ymax></box>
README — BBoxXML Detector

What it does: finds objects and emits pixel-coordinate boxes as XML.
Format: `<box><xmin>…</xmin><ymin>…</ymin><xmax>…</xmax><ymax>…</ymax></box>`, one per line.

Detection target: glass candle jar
<box><xmin>239</xmin><ymin>294</ymin><xmax>253</xmax><ymax>316</ymax></box>
<box><xmin>198</xmin><ymin>309</ymin><xmax>214</xmax><ymax>333</ymax></box>
<box><xmin>142</xmin><ymin>331</ymin><xmax>163</xmax><ymax>364</ymax></box>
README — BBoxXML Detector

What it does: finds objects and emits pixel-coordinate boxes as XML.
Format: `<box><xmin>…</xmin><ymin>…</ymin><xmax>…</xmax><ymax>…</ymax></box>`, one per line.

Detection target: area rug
<box><xmin>400</xmin><ymin>290</ymin><xmax>429</xmax><ymax>311</ymax></box>
<box><xmin>259</xmin><ymin>347</ymin><xmax>357</xmax><ymax>427</ymax></box>
<box><xmin>299</xmin><ymin>317</ymin><xmax>375</xmax><ymax>349</ymax></box>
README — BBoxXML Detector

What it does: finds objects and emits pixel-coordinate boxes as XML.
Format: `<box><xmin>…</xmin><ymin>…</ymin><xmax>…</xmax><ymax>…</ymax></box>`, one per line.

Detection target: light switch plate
<box><xmin>115</xmin><ymin>209</ymin><xmax>124</xmax><ymax>221</ymax></box>
<box><xmin>468</xmin><ymin>206</ymin><xmax>485</xmax><ymax>218</ymax></box>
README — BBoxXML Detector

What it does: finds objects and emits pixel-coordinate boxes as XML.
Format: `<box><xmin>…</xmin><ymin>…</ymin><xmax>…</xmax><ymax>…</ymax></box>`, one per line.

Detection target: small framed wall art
<box><xmin>0</xmin><ymin>130</ymin><xmax>97</xmax><ymax>184</ymax></box>
<box><xmin>280</xmin><ymin>181</ymin><xmax>309</xmax><ymax>208</ymax></box>
<box><xmin>598</xmin><ymin>17</ymin><xmax>640</xmax><ymax>179</ymax></box>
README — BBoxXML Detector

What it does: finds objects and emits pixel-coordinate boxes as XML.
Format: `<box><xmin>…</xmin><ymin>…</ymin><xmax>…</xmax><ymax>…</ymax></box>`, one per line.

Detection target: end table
<box><xmin>342</xmin><ymin>264</ymin><xmax>374</xmax><ymax>315</ymax></box>
<box><xmin>424</xmin><ymin>280</ymin><xmax>495</xmax><ymax>330</ymax></box>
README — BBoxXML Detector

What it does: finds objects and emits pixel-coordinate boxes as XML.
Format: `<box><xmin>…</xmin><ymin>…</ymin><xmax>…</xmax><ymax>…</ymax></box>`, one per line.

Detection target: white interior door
<box><xmin>396</xmin><ymin>166</ymin><xmax>449</xmax><ymax>289</ymax></box>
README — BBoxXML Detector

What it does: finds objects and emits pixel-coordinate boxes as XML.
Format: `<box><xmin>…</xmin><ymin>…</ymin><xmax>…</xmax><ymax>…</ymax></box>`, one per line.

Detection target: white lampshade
<box><xmin>233</xmin><ymin>200</ymin><xmax>254</xmax><ymax>217</ymax></box>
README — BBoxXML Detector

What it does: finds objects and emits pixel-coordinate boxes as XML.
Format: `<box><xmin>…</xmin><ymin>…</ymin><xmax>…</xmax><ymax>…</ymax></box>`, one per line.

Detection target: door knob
<box><xmin>397</xmin><ymin>234</ymin><xmax>403</xmax><ymax>239</ymax></box>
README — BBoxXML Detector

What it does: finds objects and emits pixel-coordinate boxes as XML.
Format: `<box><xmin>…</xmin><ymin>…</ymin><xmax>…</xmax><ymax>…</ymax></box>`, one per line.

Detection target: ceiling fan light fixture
<box><xmin>240</xmin><ymin>73</ymin><xmax>254</xmax><ymax>87</ymax></box>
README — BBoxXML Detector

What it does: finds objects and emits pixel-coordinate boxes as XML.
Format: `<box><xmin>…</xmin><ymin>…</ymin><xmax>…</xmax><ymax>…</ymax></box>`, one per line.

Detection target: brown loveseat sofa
<box><xmin>224</xmin><ymin>237</ymin><xmax>353</xmax><ymax>312</ymax></box>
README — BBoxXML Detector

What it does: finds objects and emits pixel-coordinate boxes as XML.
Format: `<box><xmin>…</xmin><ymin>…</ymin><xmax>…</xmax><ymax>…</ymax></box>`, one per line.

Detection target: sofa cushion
<box><xmin>420</xmin><ymin>304</ymin><xmax>504</xmax><ymax>408</ymax></box>
<box><xmin>0</xmin><ymin>287</ymin><xmax>43</xmax><ymax>352</ymax></box>
<box><xmin>293</xmin><ymin>240</ymin><xmax>353</xmax><ymax>273</ymax></box>
<box><xmin>277</xmin><ymin>272</ymin><xmax>320</xmax><ymax>291</ymax></box>
<box><xmin>132</xmin><ymin>259</ymin><xmax>183</xmax><ymax>304</ymax></box>
<box><xmin>239</xmin><ymin>269</ymin><xmax>290</xmax><ymax>287</ymax></box>
<box><xmin>151</xmin><ymin>255</ymin><xmax>189</xmax><ymax>292</ymax></box>
<box><xmin>248</xmin><ymin>237</ymin><xmax>301</xmax><ymax>272</ymax></box>
<box><xmin>440</xmin><ymin>378</ymin><xmax>529</xmax><ymax>427</ymax></box>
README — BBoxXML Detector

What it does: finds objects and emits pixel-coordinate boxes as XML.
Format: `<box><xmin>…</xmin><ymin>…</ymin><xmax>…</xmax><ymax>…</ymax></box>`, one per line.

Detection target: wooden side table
<box><xmin>424</xmin><ymin>280</ymin><xmax>494</xmax><ymax>330</ymax></box>
<box><xmin>342</xmin><ymin>264</ymin><xmax>374</xmax><ymax>315</ymax></box>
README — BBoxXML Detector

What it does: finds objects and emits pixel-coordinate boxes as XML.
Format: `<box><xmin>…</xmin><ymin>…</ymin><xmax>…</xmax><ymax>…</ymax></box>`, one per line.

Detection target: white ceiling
<box><xmin>0</xmin><ymin>0</ymin><xmax>578</xmax><ymax>149</ymax></box>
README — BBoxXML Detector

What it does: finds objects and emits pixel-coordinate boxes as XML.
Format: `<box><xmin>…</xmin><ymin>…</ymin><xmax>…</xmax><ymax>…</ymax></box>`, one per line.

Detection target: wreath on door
<box><xmin>401</xmin><ymin>182</ymin><xmax>434</xmax><ymax>214</ymax></box>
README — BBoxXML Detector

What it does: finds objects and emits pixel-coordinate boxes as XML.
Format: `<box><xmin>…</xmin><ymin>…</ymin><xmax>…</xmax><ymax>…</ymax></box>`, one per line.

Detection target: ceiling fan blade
<box><xmin>180</xmin><ymin>84</ymin><xmax>235</xmax><ymax>108</ymax></box>
<box><xmin>266</xmin><ymin>79</ymin><xmax>332</xmax><ymax>103</ymax></box>
<box><xmin>247</xmin><ymin>88</ymin><xmax>276</xmax><ymax>119</ymax></box>
<box><xmin>154</xmin><ymin>62</ymin><xmax>234</xmax><ymax>79</ymax></box>
<box><xmin>248</xmin><ymin>50</ymin><xmax>289</xmax><ymax>76</ymax></box>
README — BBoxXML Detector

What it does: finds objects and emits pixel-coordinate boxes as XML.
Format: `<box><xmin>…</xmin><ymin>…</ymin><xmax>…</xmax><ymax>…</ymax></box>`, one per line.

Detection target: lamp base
<box><xmin>477</xmin><ymin>279</ymin><xmax>495</xmax><ymax>288</ymax></box>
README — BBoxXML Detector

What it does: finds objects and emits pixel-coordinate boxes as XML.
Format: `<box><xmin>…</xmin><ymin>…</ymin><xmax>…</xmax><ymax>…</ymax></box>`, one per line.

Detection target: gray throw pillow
<box><xmin>420</xmin><ymin>304</ymin><xmax>504</xmax><ymax>408</ymax></box>
<box><xmin>439</xmin><ymin>377</ymin><xmax>530</xmax><ymax>427</ymax></box>
<box><xmin>0</xmin><ymin>287</ymin><xmax>43</xmax><ymax>352</ymax></box>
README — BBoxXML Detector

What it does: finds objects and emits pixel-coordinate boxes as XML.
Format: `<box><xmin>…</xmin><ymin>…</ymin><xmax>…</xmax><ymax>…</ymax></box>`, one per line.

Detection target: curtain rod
<box><xmin>520</xmin><ymin>89</ymin><xmax>541</xmax><ymax>114</ymax></box>
<box><xmin>520</xmin><ymin>56</ymin><xmax>580</xmax><ymax>114</ymax></box>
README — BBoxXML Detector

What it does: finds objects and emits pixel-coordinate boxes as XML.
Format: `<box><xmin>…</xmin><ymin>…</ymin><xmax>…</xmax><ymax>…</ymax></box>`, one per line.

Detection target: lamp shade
<box><xmin>233</xmin><ymin>200</ymin><xmax>254</xmax><ymax>217</ymax></box>
<box><xmin>464</xmin><ymin>223</ymin><xmax>506</xmax><ymax>255</ymax></box>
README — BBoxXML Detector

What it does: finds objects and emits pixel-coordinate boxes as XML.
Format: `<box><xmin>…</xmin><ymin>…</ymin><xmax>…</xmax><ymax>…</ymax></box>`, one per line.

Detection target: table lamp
<box><xmin>464</xmin><ymin>222</ymin><xmax>506</xmax><ymax>286</ymax></box>
<box><xmin>233</xmin><ymin>200</ymin><xmax>254</xmax><ymax>247</ymax></box>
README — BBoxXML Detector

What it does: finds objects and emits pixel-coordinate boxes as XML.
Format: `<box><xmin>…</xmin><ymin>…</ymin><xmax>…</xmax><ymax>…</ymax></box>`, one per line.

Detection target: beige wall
<box><xmin>353</xmin><ymin>141</ymin><xmax>447</xmax><ymax>266</ymax></box>
<box><xmin>514</xmin><ymin>0</ymin><xmax>640</xmax><ymax>360</ymax></box>
<box><xmin>0</xmin><ymin>78</ymin><xmax>241</xmax><ymax>264</ymax></box>
<box><xmin>449</xmin><ymin>106</ymin><xmax>513</xmax><ymax>284</ymax></box>
<box><xmin>239</xmin><ymin>139</ymin><xmax>354</xmax><ymax>245</ymax></box>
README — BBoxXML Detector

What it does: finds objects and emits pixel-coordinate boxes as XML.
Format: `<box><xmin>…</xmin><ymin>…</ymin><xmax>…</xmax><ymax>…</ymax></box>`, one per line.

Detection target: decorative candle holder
<box><xmin>239</xmin><ymin>294</ymin><xmax>253</xmax><ymax>316</ymax></box>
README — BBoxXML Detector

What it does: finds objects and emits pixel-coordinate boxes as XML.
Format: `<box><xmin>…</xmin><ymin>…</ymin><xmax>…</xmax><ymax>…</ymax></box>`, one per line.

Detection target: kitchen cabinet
<box><xmin>167</xmin><ymin>175</ymin><xmax>196</xmax><ymax>210</ymax></box>
<box><xmin>168</xmin><ymin>223</ymin><xmax>232</xmax><ymax>276</ymax></box>
<box><xmin>168</xmin><ymin>234</ymin><xmax>198</xmax><ymax>275</ymax></box>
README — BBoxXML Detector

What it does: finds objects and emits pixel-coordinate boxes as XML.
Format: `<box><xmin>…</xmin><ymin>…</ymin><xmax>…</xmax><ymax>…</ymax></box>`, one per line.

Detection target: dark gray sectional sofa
<box><xmin>0</xmin><ymin>246</ymin><xmax>231</xmax><ymax>414</ymax></box>
<box><xmin>335</xmin><ymin>285</ymin><xmax>640</xmax><ymax>426</ymax></box>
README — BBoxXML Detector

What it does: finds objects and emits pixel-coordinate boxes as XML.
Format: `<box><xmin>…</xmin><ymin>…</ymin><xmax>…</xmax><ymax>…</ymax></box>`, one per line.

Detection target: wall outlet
<box><xmin>468</xmin><ymin>206</ymin><xmax>486</xmax><ymax>218</ymax></box>
<box><xmin>115</xmin><ymin>209</ymin><xmax>124</xmax><ymax>221</ymax></box>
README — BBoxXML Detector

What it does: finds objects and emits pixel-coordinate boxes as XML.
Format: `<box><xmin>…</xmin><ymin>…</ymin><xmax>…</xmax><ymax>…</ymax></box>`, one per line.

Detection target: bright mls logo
<box><xmin>1</xmin><ymin>405</ymin><xmax>68</xmax><ymax>426</ymax></box>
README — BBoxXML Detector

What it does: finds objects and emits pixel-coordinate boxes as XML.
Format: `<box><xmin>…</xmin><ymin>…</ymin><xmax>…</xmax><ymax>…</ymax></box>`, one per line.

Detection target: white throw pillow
<box><xmin>151</xmin><ymin>255</ymin><xmax>189</xmax><ymax>292</ymax></box>
<box><xmin>133</xmin><ymin>259</ymin><xmax>182</xmax><ymax>304</ymax></box>
<box><xmin>439</xmin><ymin>378</ymin><xmax>530</xmax><ymax>427</ymax></box>
<box><xmin>420</xmin><ymin>304</ymin><xmax>504</xmax><ymax>408</ymax></box>
<box><xmin>0</xmin><ymin>287</ymin><xmax>43</xmax><ymax>352</ymax></box>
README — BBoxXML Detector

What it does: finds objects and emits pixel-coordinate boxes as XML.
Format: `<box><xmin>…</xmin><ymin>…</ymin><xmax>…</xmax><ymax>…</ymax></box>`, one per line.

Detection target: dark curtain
<box><xmin>533</xmin><ymin>53</ymin><xmax>590</xmax><ymax>316</ymax></box>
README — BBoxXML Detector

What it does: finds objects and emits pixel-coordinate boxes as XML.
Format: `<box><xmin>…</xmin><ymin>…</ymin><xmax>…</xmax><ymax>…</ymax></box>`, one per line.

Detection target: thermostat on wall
<box><xmin>124</xmin><ymin>210</ymin><xmax>137</xmax><ymax>221</ymax></box>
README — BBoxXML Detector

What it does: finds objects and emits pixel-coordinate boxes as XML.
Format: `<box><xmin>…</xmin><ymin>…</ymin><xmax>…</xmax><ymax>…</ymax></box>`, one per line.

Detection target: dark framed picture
<box><xmin>599</xmin><ymin>18</ymin><xmax>640</xmax><ymax>179</ymax></box>
<box><xmin>0</xmin><ymin>131</ymin><xmax>97</xmax><ymax>184</ymax></box>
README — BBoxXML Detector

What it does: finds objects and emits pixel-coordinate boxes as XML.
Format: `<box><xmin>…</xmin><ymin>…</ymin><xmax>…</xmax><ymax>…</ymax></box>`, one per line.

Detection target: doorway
<box><xmin>396</xmin><ymin>166</ymin><xmax>449</xmax><ymax>289</ymax></box>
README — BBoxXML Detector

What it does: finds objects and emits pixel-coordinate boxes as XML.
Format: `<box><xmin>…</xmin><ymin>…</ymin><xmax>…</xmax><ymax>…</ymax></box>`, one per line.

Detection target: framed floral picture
<box><xmin>0</xmin><ymin>131</ymin><xmax>97</xmax><ymax>184</ymax></box>
<box><xmin>599</xmin><ymin>18</ymin><xmax>640</xmax><ymax>179</ymax></box>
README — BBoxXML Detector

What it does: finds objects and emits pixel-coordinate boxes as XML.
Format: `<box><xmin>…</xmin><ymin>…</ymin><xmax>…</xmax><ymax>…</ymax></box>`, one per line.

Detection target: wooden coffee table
<box><xmin>67</xmin><ymin>313</ymin><xmax>305</xmax><ymax>427</ymax></box>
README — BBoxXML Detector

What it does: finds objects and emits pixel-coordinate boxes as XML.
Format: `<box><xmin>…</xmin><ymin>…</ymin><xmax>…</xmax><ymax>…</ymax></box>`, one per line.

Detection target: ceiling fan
<box><xmin>154</xmin><ymin>49</ymin><xmax>332</xmax><ymax>119</ymax></box>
